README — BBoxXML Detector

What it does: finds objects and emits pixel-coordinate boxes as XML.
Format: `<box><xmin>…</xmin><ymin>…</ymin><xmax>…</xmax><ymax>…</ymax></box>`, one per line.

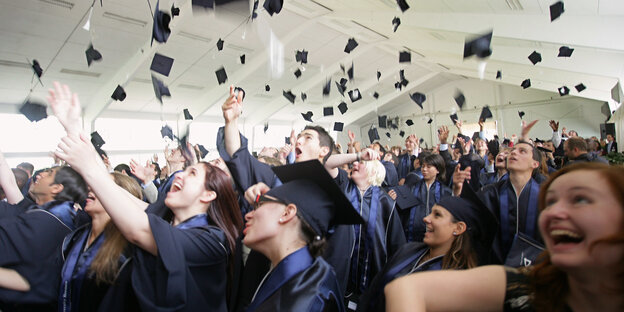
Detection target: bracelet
<box><xmin>356</xmin><ymin>152</ymin><xmax>361</xmax><ymax>162</ymax></box>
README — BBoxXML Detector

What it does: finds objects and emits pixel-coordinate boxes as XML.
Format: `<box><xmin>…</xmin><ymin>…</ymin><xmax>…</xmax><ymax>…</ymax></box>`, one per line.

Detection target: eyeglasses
<box><xmin>253</xmin><ymin>194</ymin><xmax>290</xmax><ymax>210</ymax></box>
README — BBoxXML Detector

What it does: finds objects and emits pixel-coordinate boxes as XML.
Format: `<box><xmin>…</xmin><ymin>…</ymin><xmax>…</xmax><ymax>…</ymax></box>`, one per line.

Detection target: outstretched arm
<box><xmin>324</xmin><ymin>148</ymin><xmax>379</xmax><ymax>178</ymax></box>
<box><xmin>222</xmin><ymin>85</ymin><xmax>244</xmax><ymax>157</ymax></box>
<box><xmin>0</xmin><ymin>150</ymin><xmax>23</xmax><ymax>204</ymax></box>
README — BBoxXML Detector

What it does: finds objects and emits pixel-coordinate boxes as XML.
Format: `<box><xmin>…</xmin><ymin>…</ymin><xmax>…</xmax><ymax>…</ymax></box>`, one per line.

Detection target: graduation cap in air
<box><xmin>111</xmin><ymin>85</ymin><xmax>126</xmax><ymax>101</ymax></box>
<box><xmin>558</xmin><ymin>46</ymin><xmax>574</xmax><ymax>57</ymax></box>
<box><xmin>575</xmin><ymin>83</ymin><xmax>586</xmax><ymax>92</ymax></box>
<box><xmin>496</xmin><ymin>70</ymin><xmax>502</xmax><ymax>80</ymax></box>
<box><xmin>377</xmin><ymin>70</ymin><xmax>381</xmax><ymax>81</ymax></box>
<box><xmin>521</xmin><ymin>79</ymin><xmax>531</xmax><ymax>89</ymax></box>
<box><xmin>183</xmin><ymin>108</ymin><xmax>193</xmax><ymax>120</ymax></box>
<box><xmin>344</xmin><ymin>38</ymin><xmax>358</xmax><ymax>53</ymax></box>
<box><xmin>378</xmin><ymin>115</ymin><xmax>388</xmax><ymax>129</ymax></box>
<box><xmin>550</xmin><ymin>1</ymin><xmax>564</xmax><ymax>22</ymax></box>
<box><xmin>90</xmin><ymin>131</ymin><xmax>105</xmax><ymax>149</ymax></box>
<box><xmin>399</xmin><ymin>130</ymin><xmax>405</xmax><ymax>137</ymax></box>
<box><xmin>150</xmin><ymin>53</ymin><xmax>174</xmax><ymax>77</ymax></box>
<box><xmin>192</xmin><ymin>0</ymin><xmax>214</xmax><ymax>8</ymax></box>
<box><xmin>151</xmin><ymin>75</ymin><xmax>171</xmax><ymax>103</ymax></box>
<box><xmin>240</xmin><ymin>54</ymin><xmax>246</xmax><ymax>64</ymax></box>
<box><xmin>323</xmin><ymin>106</ymin><xmax>333</xmax><ymax>116</ymax></box>
<box><xmin>336</xmin><ymin>78</ymin><xmax>348</xmax><ymax>96</ymax></box>
<box><xmin>294</xmin><ymin>68</ymin><xmax>302</xmax><ymax>79</ymax></box>
<box><xmin>151</xmin><ymin>0</ymin><xmax>171</xmax><ymax>45</ymax></box>
<box><xmin>215</xmin><ymin>67</ymin><xmax>228</xmax><ymax>84</ymax></box>
<box><xmin>268</xmin><ymin>160</ymin><xmax>363</xmax><ymax>238</ymax></box>
<box><xmin>161</xmin><ymin>125</ymin><xmax>174</xmax><ymax>140</ymax></box>
<box><xmin>392</xmin><ymin>17</ymin><xmax>401</xmax><ymax>32</ymax></box>
<box><xmin>171</xmin><ymin>3</ymin><xmax>180</xmax><ymax>17</ymax></box>
<box><xmin>301</xmin><ymin>111</ymin><xmax>313</xmax><ymax>122</ymax></box>
<box><xmin>409</xmin><ymin>92</ymin><xmax>426</xmax><ymax>109</ymax></box>
<box><xmin>450</xmin><ymin>113</ymin><xmax>459</xmax><ymax>124</ymax></box>
<box><xmin>399</xmin><ymin>69</ymin><xmax>409</xmax><ymax>87</ymax></box>
<box><xmin>487</xmin><ymin>140</ymin><xmax>500</xmax><ymax>158</ymax></box>
<box><xmin>558</xmin><ymin>86</ymin><xmax>570</xmax><ymax>96</ymax></box>
<box><xmin>323</xmin><ymin>78</ymin><xmax>331</xmax><ymax>96</ymax></box>
<box><xmin>295</xmin><ymin>50</ymin><xmax>308</xmax><ymax>64</ymax></box>
<box><xmin>406</xmin><ymin>119</ymin><xmax>414</xmax><ymax>126</ymax></box>
<box><xmin>19</xmin><ymin>100</ymin><xmax>47</xmax><ymax>122</ymax></box>
<box><xmin>338</xmin><ymin>102</ymin><xmax>348</xmax><ymax>114</ymax></box>
<box><xmin>234</xmin><ymin>87</ymin><xmax>246</xmax><ymax>100</ymax></box>
<box><xmin>30</xmin><ymin>59</ymin><xmax>43</xmax><ymax>86</ymax></box>
<box><xmin>265</xmin><ymin>84</ymin><xmax>271</xmax><ymax>92</ymax></box>
<box><xmin>454</xmin><ymin>90</ymin><xmax>465</xmax><ymax>109</ymax></box>
<box><xmin>216</xmin><ymin>38</ymin><xmax>224</xmax><ymax>51</ymax></box>
<box><xmin>263</xmin><ymin>122</ymin><xmax>269</xmax><ymax>133</ymax></box>
<box><xmin>385</xmin><ymin>132</ymin><xmax>391</xmax><ymax>138</ymax></box>
<box><xmin>197</xmin><ymin>144</ymin><xmax>209</xmax><ymax>159</ymax></box>
<box><xmin>373</xmin><ymin>92</ymin><xmax>379</xmax><ymax>99</ymax></box>
<box><xmin>263</xmin><ymin>0</ymin><xmax>284</xmax><ymax>16</ymax></box>
<box><xmin>396</xmin><ymin>0</ymin><xmax>409</xmax><ymax>12</ymax></box>
<box><xmin>528</xmin><ymin>51</ymin><xmax>542</xmax><ymax>65</ymax></box>
<box><xmin>518</xmin><ymin>111</ymin><xmax>525</xmax><ymax>119</ymax></box>
<box><xmin>399</xmin><ymin>51</ymin><xmax>411</xmax><ymax>63</ymax></box>
<box><xmin>427</xmin><ymin>117</ymin><xmax>433</xmax><ymax>124</ymax></box>
<box><xmin>252</xmin><ymin>0</ymin><xmax>259</xmax><ymax>19</ymax></box>
<box><xmin>301</xmin><ymin>92</ymin><xmax>307</xmax><ymax>102</ymax></box>
<box><xmin>333</xmin><ymin>122</ymin><xmax>344</xmax><ymax>132</ymax></box>
<box><xmin>463</xmin><ymin>31</ymin><xmax>492</xmax><ymax>59</ymax></box>
<box><xmin>85</xmin><ymin>44</ymin><xmax>102</xmax><ymax>67</ymax></box>
<box><xmin>394</xmin><ymin>81</ymin><xmax>402</xmax><ymax>91</ymax></box>
<box><xmin>479</xmin><ymin>106</ymin><xmax>493</xmax><ymax>122</ymax></box>
<box><xmin>368</xmin><ymin>126</ymin><xmax>380</xmax><ymax>143</ymax></box>
<box><xmin>348</xmin><ymin>89</ymin><xmax>361</xmax><ymax>102</ymax></box>
<box><xmin>347</xmin><ymin>63</ymin><xmax>354</xmax><ymax>80</ymax></box>
<box><xmin>283</xmin><ymin>90</ymin><xmax>296</xmax><ymax>104</ymax></box>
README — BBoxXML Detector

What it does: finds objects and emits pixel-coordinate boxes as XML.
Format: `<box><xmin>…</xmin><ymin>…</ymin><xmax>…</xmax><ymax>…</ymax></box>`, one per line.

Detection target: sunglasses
<box><xmin>253</xmin><ymin>194</ymin><xmax>290</xmax><ymax>210</ymax></box>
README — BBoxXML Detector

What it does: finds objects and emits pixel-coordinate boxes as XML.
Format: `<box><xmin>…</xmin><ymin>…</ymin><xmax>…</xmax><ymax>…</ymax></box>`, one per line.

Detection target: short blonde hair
<box><xmin>363</xmin><ymin>160</ymin><xmax>386</xmax><ymax>187</ymax></box>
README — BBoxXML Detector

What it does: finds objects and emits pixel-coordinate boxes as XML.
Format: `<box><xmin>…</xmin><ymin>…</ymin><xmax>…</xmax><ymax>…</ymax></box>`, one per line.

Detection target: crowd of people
<box><xmin>0</xmin><ymin>82</ymin><xmax>621</xmax><ymax>312</ymax></box>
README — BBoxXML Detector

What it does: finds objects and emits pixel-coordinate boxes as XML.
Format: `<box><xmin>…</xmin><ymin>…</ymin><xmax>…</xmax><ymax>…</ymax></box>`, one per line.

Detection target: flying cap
<box><xmin>151</xmin><ymin>0</ymin><xmax>171</xmax><ymax>45</ymax></box>
<box><xmin>283</xmin><ymin>90</ymin><xmax>296</xmax><ymax>104</ymax></box>
<box><xmin>405</xmin><ymin>119</ymin><xmax>414</xmax><ymax>126</ymax></box>
<box><xmin>183</xmin><ymin>108</ymin><xmax>193</xmax><ymax>120</ymax></box>
<box><xmin>197</xmin><ymin>144</ymin><xmax>209</xmax><ymax>159</ymax></box>
<box><xmin>521</xmin><ymin>79</ymin><xmax>531</xmax><ymax>89</ymax></box>
<box><xmin>150</xmin><ymin>53</ymin><xmax>174</xmax><ymax>76</ymax></box>
<box><xmin>323</xmin><ymin>78</ymin><xmax>331</xmax><ymax>96</ymax></box>
<box><xmin>216</xmin><ymin>38</ymin><xmax>224</xmax><ymax>51</ymax></box>
<box><xmin>151</xmin><ymin>75</ymin><xmax>171</xmax><ymax>103</ymax></box>
<box><xmin>295</xmin><ymin>50</ymin><xmax>308</xmax><ymax>64</ymax></box>
<box><xmin>294</xmin><ymin>68</ymin><xmax>302</xmax><ymax>79</ymax></box>
<box><xmin>333</xmin><ymin>122</ymin><xmax>344</xmax><ymax>132</ymax></box>
<box><xmin>410</xmin><ymin>92</ymin><xmax>426</xmax><ymax>109</ymax></box>
<box><xmin>263</xmin><ymin>0</ymin><xmax>284</xmax><ymax>16</ymax></box>
<box><xmin>300</xmin><ymin>92</ymin><xmax>307</xmax><ymax>102</ymax></box>
<box><xmin>323</xmin><ymin>106</ymin><xmax>333</xmax><ymax>116</ymax></box>
<box><xmin>378</xmin><ymin>115</ymin><xmax>387</xmax><ymax>129</ymax></box>
<box><xmin>463</xmin><ymin>31</ymin><xmax>493</xmax><ymax>59</ymax></box>
<box><xmin>347</xmin><ymin>63</ymin><xmax>354</xmax><ymax>80</ymax></box>
<box><xmin>396</xmin><ymin>0</ymin><xmax>409</xmax><ymax>12</ymax></box>
<box><xmin>19</xmin><ymin>100</ymin><xmax>48</xmax><ymax>122</ymax></box>
<box><xmin>518</xmin><ymin>111</ymin><xmax>525</xmax><ymax>119</ymax></box>
<box><xmin>215</xmin><ymin>67</ymin><xmax>228</xmax><ymax>84</ymax></box>
<box><xmin>338</xmin><ymin>102</ymin><xmax>348</xmax><ymax>114</ymax></box>
<box><xmin>368</xmin><ymin>126</ymin><xmax>380</xmax><ymax>143</ymax></box>
<box><xmin>111</xmin><ymin>85</ymin><xmax>126</xmax><ymax>101</ymax></box>
<box><xmin>575</xmin><ymin>83</ymin><xmax>586</xmax><ymax>92</ymax></box>
<box><xmin>454</xmin><ymin>90</ymin><xmax>465</xmax><ymax>109</ymax></box>
<box><xmin>85</xmin><ymin>44</ymin><xmax>102</xmax><ymax>67</ymax></box>
<box><xmin>399</xmin><ymin>51</ymin><xmax>411</xmax><ymax>63</ymax></box>
<box><xmin>528</xmin><ymin>51</ymin><xmax>542</xmax><ymax>65</ymax></box>
<box><xmin>240</xmin><ymin>54</ymin><xmax>246</xmax><ymax>64</ymax></box>
<box><xmin>301</xmin><ymin>111</ymin><xmax>313</xmax><ymax>122</ymax></box>
<box><xmin>479</xmin><ymin>106</ymin><xmax>493</xmax><ymax>122</ymax></box>
<box><xmin>550</xmin><ymin>1</ymin><xmax>564</xmax><ymax>22</ymax></box>
<box><xmin>558</xmin><ymin>86</ymin><xmax>570</xmax><ymax>96</ymax></box>
<box><xmin>344</xmin><ymin>38</ymin><xmax>359</xmax><ymax>53</ymax></box>
<box><xmin>161</xmin><ymin>125</ymin><xmax>174</xmax><ymax>140</ymax></box>
<box><xmin>348</xmin><ymin>89</ymin><xmax>361</xmax><ymax>102</ymax></box>
<box><xmin>90</xmin><ymin>131</ymin><xmax>105</xmax><ymax>149</ymax></box>
<box><xmin>558</xmin><ymin>46</ymin><xmax>573</xmax><ymax>57</ymax></box>
<box><xmin>450</xmin><ymin>113</ymin><xmax>459</xmax><ymax>124</ymax></box>
<box><xmin>496</xmin><ymin>70</ymin><xmax>502</xmax><ymax>79</ymax></box>
<box><xmin>392</xmin><ymin>17</ymin><xmax>401</xmax><ymax>32</ymax></box>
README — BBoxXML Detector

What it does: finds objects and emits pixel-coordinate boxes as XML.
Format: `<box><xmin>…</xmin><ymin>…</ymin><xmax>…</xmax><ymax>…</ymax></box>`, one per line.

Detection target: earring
<box><xmin>279</xmin><ymin>218</ymin><xmax>283</xmax><ymax>223</ymax></box>
<box><xmin>453</xmin><ymin>232</ymin><xmax>457</xmax><ymax>236</ymax></box>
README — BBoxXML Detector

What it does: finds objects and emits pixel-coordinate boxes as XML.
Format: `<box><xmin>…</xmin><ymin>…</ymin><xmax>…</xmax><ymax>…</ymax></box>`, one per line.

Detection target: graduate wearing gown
<box><xmin>242</xmin><ymin>160</ymin><xmax>364</xmax><ymax>312</ymax></box>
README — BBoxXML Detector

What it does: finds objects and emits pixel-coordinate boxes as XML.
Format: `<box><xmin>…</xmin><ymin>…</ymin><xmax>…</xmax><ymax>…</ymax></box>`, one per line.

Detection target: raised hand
<box><xmin>359</xmin><ymin>148</ymin><xmax>380</xmax><ymax>161</ymax></box>
<box><xmin>130</xmin><ymin>159</ymin><xmax>156</xmax><ymax>185</ymax></box>
<box><xmin>348</xmin><ymin>130</ymin><xmax>356</xmax><ymax>145</ymax></box>
<box><xmin>388</xmin><ymin>189</ymin><xmax>397</xmax><ymax>201</ymax></box>
<box><xmin>549</xmin><ymin>120</ymin><xmax>559</xmax><ymax>132</ymax></box>
<box><xmin>521</xmin><ymin>120</ymin><xmax>538</xmax><ymax>140</ymax></box>
<box><xmin>438</xmin><ymin>126</ymin><xmax>449</xmax><ymax>144</ymax></box>
<box><xmin>244</xmin><ymin>182</ymin><xmax>270</xmax><ymax>205</ymax></box>
<box><xmin>55</xmin><ymin>134</ymin><xmax>104</xmax><ymax>175</ymax></box>
<box><xmin>452</xmin><ymin>165</ymin><xmax>471</xmax><ymax>196</ymax></box>
<box><xmin>222</xmin><ymin>85</ymin><xmax>243</xmax><ymax>123</ymax></box>
<box><xmin>47</xmin><ymin>81</ymin><xmax>82</xmax><ymax>135</ymax></box>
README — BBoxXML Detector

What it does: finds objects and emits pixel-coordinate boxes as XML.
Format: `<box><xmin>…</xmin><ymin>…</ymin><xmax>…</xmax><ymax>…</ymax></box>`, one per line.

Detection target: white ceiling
<box><xmin>0</xmin><ymin>0</ymin><xmax>623</xmax><ymax>129</ymax></box>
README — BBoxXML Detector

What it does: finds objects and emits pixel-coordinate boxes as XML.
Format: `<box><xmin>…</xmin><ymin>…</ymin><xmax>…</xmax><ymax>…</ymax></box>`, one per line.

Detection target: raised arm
<box><xmin>0</xmin><ymin>150</ymin><xmax>24</xmax><ymax>204</ymax></box>
<box><xmin>521</xmin><ymin>120</ymin><xmax>538</xmax><ymax>142</ymax></box>
<box><xmin>385</xmin><ymin>265</ymin><xmax>506</xmax><ymax>312</ymax></box>
<box><xmin>47</xmin><ymin>81</ymin><xmax>82</xmax><ymax>136</ymax></box>
<box><xmin>324</xmin><ymin>148</ymin><xmax>379</xmax><ymax>178</ymax></box>
<box><xmin>549</xmin><ymin>120</ymin><xmax>562</xmax><ymax>148</ymax></box>
<box><xmin>222</xmin><ymin>85</ymin><xmax>244</xmax><ymax>157</ymax></box>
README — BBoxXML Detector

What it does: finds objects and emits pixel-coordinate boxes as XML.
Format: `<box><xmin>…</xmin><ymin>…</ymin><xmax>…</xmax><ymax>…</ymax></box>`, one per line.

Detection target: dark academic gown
<box><xmin>156</xmin><ymin>170</ymin><xmax>183</xmax><ymax>203</ymax></box>
<box><xmin>467</xmin><ymin>178</ymin><xmax>542</xmax><ymax>264</ymax></box>
<box><xmin>245</xmin><ymin>247</ymin><xmax>344</xmax><ymax>312</ymax></box>
<box><xmin>380</xmin><ymin>161</ymin><xmax>398</xmax><ymax>189</ymax></box>
<box><xmin>393</xmin><ymin>179</ymin><xmax>452</xmax><ymax>242</ymax></box>
<box><xmin>395</xmin><ymin>153</ymin><xmax>414</xmax><ymax>181</ymax></box>
<box><xmin>0</xmin><ymin>200</ymin><xmax>87</xmax><ymax>311</ymax></box>
<box><xmin>357</xmin><ymin>243</ymin><xmax>442</xmax><ymax>312</ymax></box>
<box><xmin>340</xmin><ymin>177</ymin><xmax>406</xmax><ymax>306</ymax></box>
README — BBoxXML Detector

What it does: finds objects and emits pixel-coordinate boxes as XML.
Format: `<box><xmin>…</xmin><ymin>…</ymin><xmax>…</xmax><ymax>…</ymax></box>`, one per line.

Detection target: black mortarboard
<box><xmin>450</xmin><ymin>113</ymin><xmax>459</xmax><ymax>124</ymax></box>
<box><xmin>197</xmin><ymin>144</ymin><xmax>209</xmax><ymax>159</ymax></box>
<box><xmin>85</xmin><ymin>44</ymin><xmax>102</xmax><ymax>67</ymax></box>
<box><xmin>90</xmin><ymin>131</ymin><xmax>105</xmax><ymax>149</ymax></box>
<box><xmin>240</xmin><ymin>54</ymin><xmax>246</xmax><ymax>64</ymax></box>
<box><xmin>295</xmin><ymin>50</ymin><xmax>308</xmax><ymax>64</ymax></box>
<box><xmin>399</xmin><ymin>50</ymin><xmax>411</xmax><ymax>63</ymax></box>
<box><xmin>192</xmin><ymin>0</ymin><xmax>214</xmax><ymax>8</ymax></box>
<box><xmin>171</xmin><ymin>3</ymin><xmax>180</xmax><ymax>16</ymax></box>
<box><xmin>396</xmin><ymin>0</ymin><xmax>409</xmax><ymax>12</ymax></box>
<box><xmin>323</xmin><ymin>106</ymin><xmax>333</xmax><ymax>116</ymax></box>
<box><xmin>378</xmin><ymin>115</ymin><xmax>387</xmax><ymax>128</ymax></box>
<box><xmin>503</xmin><ymin>138</ymin><xmax>511</xmax><ymax>145</ymax></box>
<box><xmin>521</xmin><ymin>79</ymin><xmax>531</xmax><ymax>89</ymax></box>
<box><xmin>161</xmin><ymin>125</ymin><xmax>174</xmax><ymax>140</ymax></box>
<box><xmin>348</xmin><ymin>89</ymin><xmax>361</xmax><ymax>102</ymax></box>
<box><xmin>558</xmin><ymin>85</ymin><xmax>570</xmax><ymax>96</ymax></box>
<box><xmin>268</xmin><ymin>160</ymin><xmax>363</xmax><ymax>238</ymax></box>
<box><xmin>301</xmin><ymin>92</ymin><xmax>307</xmax><ymax>102</ymax></box>
<box><xmin>550</xmin><ymin>1</ymin><xmax>564</xmax><ymax>22</ymax></box>
<box><xmin>338</xmin><ymin>102</ymin><xmax>348</xmax><ymax>114</ymax></box>
<box><xmin>264</xmin><ymin>122</ymin><xmax>269</xmax><ymax>133</ymax></box>
<box><xmin>265</xmin><ymin>84</ymin><xmax>271</xmax><ymax>92</ymax></box>
<box><xmin>301</xmin><ymin>111</ymin><xmax>313</xmax><ymax>122</ymax></box>
<box><xmin>216</xmin><ymin>38</ymin><xmax>224</xmax><ymax>51</ymax></box>
<box><xmin>252</xmin><ymin>0</ymin><xmax>259</xmax><ymax>18</ymax></box>
<box><xmin>19</xmin><ymin>100</ymin><xmax>47</xmax><ymax>122</ymax></box>
<box><xmin>215</xmin><ymin>67</ymin><xmax>227</xmax><ymax>84</ymax></box>
<box><xmin>344</xmin><ymin>38</ymin><xmax>358</xmax><ymax>53</ymax></box>
<box><xmin>536</xmin><ymin>146</ymin><xmax>552</xmax><ymax>154</ymax></box>
<box><xmin>399</xmin><ymin>130</ymin><xmax>405</xmax><ymax>137</ymax></box>
<box><xmin>151</xmin><ymin>0</ymin><xmax>171</xmax><ymax>45</ymax></box>
<box><xmin>392</xmin><ymin>16</ymin><xmax>401</xmax><ymax>32</ymax></box>
<box><xmin>31</xmin><ymin>60</ymin><xmax>43</xmax><ymax>85</ymax></box>
<box><xmin>283</xmin><ymin>90</ymin><xmax>296</xmax><ymax>104</ymax></box>
<box><xmin>487</xmin><ymin>140</ymin><xmax>500</xmax><ymax>157</ymax></box>
<box><xmin>373</xmin><ymin>92</ymin><xmax>379</xmax><ymax>99</ymax></box>
<box><xmin>151</xmin><ymin>75</ymin><xmax>171</xmax><ymax>103</ymax></box>
<box><xmin>347</xmin><ymin>63</ymin><xmax>354</xmax><ymax>80</ymax></box>
<box><xmin>528</xmin><ymin>51</ymin><xmax>542</xmax><ymax>65</ymax></box>
<box><xmin>183</xmin><ymin>108</ymin><xmax>193</xmax><ymax>120</ymax></box>
<box><xmin>234</xmin><ymin>87</ymin><xmax>246</xmax><ymax>100</ymax></box>
<box><xmin>294</xmin><ymin>68</ymin><xmax>302</xmax><ymax>78</ymax></box>
<box><xmin>334</xmin><ymin>81</ymin><xmax>345</xmax><ymax>97</ymax></box>
<box><xmin>333</xmin><ymin>122</ymin><xmax>344</xmax><ymax>132</ymax></box>
<box><xmin>427</xmin><ymin>117</ymin><xmax>433</xmax><ymax>124</ymax></box>
<box><xmin>405</xmin><ymin>119</ymin><xmax>414</xmax><ymax>126</ymax></box>
<box><xmin>263</xmin><ymin>0</ymin><xmax>284</xmax><ymax>16</ymax></box>
<box><xmin>479</xmin><ymin>106</ymin><xmax>493</xmax><ymax>122</ymax></box>
<box><xmin>496</xmin><ymin>70</ymin><xmax>502</xmax><ymax>79</ymax></box>
<box><xmin>323</xmin><ymin>78</ymin><xmax>331</xmax><ymax>96</ymax></box>
<box><xmin>377</xmin><ymin>70</ymin><xmax>381</xmax><ymax>81</ymax></box>
<box><xmin>558</xmin><ymin>46</ymin><xmax>574</xmax><ymax>57</ymax></box>
<box><xmin>340</xmin><ymin>77</ymin><xmax>348</xmax><ymax>87</ymax></box>
<box><xmin>463</xmin><ymin>31</ymin><xmax>492</xmax><ymax>59</ymax></box>
<box><xmin>518</xmin><ymin>111</ymin><xmax>525</xmax><ymax>119</ymax></box>
<box><xmin>150</xmin><ymin>53</ymin><xmax>174</xmax><ymax>76</ymax></box>
<box><xmin>409</xmin><ymin>92</ymin><xmax>426</xmax><ymax>109</ymax></box>
<box><xmin>399</xmin><ymin>69</ymin><xmax>409</xmax><ymax>86</ymax></box>
<box><xmin>453</xmin><ymin>90</ymin><xmax>466</xmax><ymax>109</ymax></box>
<box><xmin>386</xmin><ymin>132</ymin><xmax>391</xmax><ymax>138</ymax></box>
<box><xmin>368</xmin><ymin>126</ymin><xmax>380</xmax><ymax>143</ymax></box>
<box><xmin>111</xmin><ymin>85</ymin><xmax>126</xmax><ymax>101</ymax></box>
<box><xmin>575</xmin><ymin>83</ymin><xmax>586</xmax><ymax>92</ymax></box>
<box><xmin>394</xmin><ymin>81</ymin><xmax>402</xmax><ymax>91</ymax></box>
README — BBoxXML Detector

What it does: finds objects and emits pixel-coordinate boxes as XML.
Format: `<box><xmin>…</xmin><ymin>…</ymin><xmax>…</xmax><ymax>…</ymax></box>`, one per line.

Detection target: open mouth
<box><xmin>550</xmin><ymin>229</ymin><xmax>584</xmax><ymax>245</ymax></box>
<box><xmin>170</xmin><ymin>181</ymin><xmax>183</xmax><ymax>192</ymax></box>
<box><xmin>295</xmin><ymin>148</ymin><xmax>302</xmax><ymax>158</ymax></box>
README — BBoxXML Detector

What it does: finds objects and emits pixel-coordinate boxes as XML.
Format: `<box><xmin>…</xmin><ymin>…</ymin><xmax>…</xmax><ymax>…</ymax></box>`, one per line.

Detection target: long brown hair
<box><xmin>530</xmin><ymin>162</ymin><xmax>624</xmax><ymax>311</ymax></box>
<box><xmin>441</xmin><ymin>216</ymin><xmax>478</xmax><ymax>270</ymax></box>
<box><xmin>90</xmin><ymin>172</ymin><xmax>142</xmax><ymax>285</ymax></box>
